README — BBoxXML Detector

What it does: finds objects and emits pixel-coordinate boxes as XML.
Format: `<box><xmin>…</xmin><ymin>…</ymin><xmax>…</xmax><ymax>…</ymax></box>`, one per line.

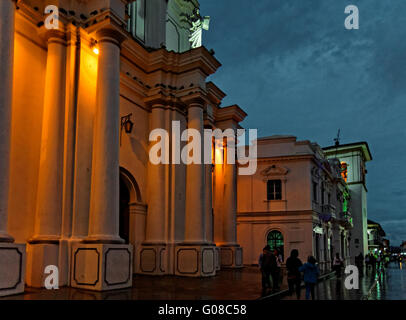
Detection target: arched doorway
<box><xmin>119</xmin><ymin>167</ymin><xmax>142</xmax><ymax>245</ymax></box>
<box><xmin>267</xmin><ymin>230</ymin><xmax>284</xmax><ymax>259</ymax></box>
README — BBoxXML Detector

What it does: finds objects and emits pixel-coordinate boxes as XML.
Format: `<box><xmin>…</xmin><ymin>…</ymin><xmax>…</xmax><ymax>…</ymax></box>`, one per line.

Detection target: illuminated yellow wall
<box><xmin>8</xmin><ymin>13</ymin><xmax>47</xmax><ymax>242</ymax></box>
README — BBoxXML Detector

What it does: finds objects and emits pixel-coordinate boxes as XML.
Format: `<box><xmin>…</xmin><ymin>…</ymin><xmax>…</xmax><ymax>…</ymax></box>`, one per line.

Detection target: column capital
<box><xmin>38</xmin><ymin>27</ymin><xmax>67</xmax><ymax>46</ymax></box>
<box><xmin>181</xmin><ymin>90</ymin><xmax>209</xmax><ymax>108</ymax></box>
<box><xmin>95</xmin><ymin>27</ymin><xmax>127</xmax><ymax>47</ymax></box>
<box><xmin>144</xmin><ymin>93</ymin><xmax>181</xmax><ymax>110</ymax></box>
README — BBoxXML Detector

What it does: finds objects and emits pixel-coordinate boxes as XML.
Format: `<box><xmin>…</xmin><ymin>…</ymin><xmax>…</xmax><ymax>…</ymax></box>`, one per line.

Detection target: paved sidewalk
<box><xmin>0</xmin><ymin>267</ymin><xmax>266</xmax><ymax>300</ymax></box>
<box><xmin>1</xmin><ymin>266</ymin><xmax>383</xmax><ymax>301</ymax></box>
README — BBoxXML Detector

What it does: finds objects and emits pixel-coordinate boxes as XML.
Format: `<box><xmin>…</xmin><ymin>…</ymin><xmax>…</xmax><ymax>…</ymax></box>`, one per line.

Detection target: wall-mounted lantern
<box><xmin>120</xmin><ymin>113</ymin><xmax>134</xmax><ymax>146</ymax></box>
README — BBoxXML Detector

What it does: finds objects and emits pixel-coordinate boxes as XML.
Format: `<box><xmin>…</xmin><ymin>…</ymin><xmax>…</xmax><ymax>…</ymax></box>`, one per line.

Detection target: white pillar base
<box><xmin>26</xmin><ymin>243</ymin><xmax>59</xmax><ymax>288</ymax></box>
<box><xmin>70</xmin><ymin>243</ymin><xmax>133</xmax><ymax>291</ymax></box>
<box><xmin>136</xmin><ymin>244</ymin><xmax>167</xmax><ymax>275</ymax></box>
<box><xmin>0</xmin><ymin>243</ymin><xmax>26</xmax><ymax>297</ymax></box>
<box><xmin>175</xmin><ymin>244</ymin><xmax>216</xmax><ymax>277</ymax></box>
<box><xmin>220</xmin><ymin>245</ymin><xmax>243</xmax><ymax>268</ymax></box>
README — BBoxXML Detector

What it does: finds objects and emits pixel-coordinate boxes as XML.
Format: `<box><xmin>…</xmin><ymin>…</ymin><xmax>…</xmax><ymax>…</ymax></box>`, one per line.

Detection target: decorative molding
<box><xmin>176</xmin><ymin>248</ymin><xmax>198</xmax><ymax>274</ymax></box>
<box><xmin>73</xmin><ymin>248</ymin><xmax>100</xmax><ymax>286</ymax></box>
<box><xmin>0</xmin><ymin>247</ymin><xmax>23</xmax><ymax>291</ymax></box>
<box><xmin>260</xmin><ymin>165</ymin><xmax>289</xmax><ymax>177</ymax></box>
<box><xmin>104</xmin><ymin>248</ymin><xmax>131</xmax><ymax>286</ymax></box>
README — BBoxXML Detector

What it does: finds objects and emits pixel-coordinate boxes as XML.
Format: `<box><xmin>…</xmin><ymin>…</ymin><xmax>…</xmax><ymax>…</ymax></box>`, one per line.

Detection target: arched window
<box><xmin>267</xmin><ymin>230</ymin><xmax>284</xmax><ymax>258</ymax></box>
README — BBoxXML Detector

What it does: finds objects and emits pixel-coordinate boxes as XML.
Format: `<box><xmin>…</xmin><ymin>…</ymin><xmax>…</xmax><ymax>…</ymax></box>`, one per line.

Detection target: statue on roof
<box><xmin>188</xmin><ymin>8</ymin><xmax>210</xmax><ymax>48</ymax></box>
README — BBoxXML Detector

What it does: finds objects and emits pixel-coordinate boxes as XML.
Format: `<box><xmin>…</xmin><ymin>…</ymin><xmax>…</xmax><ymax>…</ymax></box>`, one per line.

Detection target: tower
<box><xmin>323</xmin><ymin>142</ymin><xmax>373</xmax><ymax>261</ymax></box>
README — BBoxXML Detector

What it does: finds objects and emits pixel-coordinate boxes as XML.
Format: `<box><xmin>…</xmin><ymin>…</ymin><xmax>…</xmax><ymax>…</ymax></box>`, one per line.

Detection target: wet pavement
<box><xmin>282</xmin><ymin>262</ymin><xmax>406</xmax><ymax>300</ymax></box>
<box><xmin>2</xmin><ymin>264</ymin><xmax>404</xmax><ymax>300</ymax></box>
<box><xmin>0</xmin><ymin>267</ymin><xmax>268</xmax><ymax>300</ymax></box>
<box><xmin>282</xmin><ymin>268</ymin><xmax>378</xmax><ymax>300</ymax></box>
<box><xmin>368</xmin><ymin>262</ymin><xmax>406</xmax><ymax>300</ymax></box>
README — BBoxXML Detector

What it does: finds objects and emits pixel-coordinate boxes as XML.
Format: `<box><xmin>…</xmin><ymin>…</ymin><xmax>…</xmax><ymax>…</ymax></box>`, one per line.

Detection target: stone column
<box><xmin>175</xmin><ymin>98</ymin><xmax>215</xmax><ymax>277</ymax></box>
<box><xmin>0</xmin><ymin>0</ymin><xmax>26</xmax><ymax>297</ymax></box>
<box><xmin>215</xmin><ymin>124</ymin><xmax>243</xmax><ymax>269</ymax></box>
<box><xmin>136</xmin><ymin>104</ymin><xmax>167</xmax><ymax>276</ymax></box>
<box><xmin>71</xmin><ymin>27</ymin><xmax>133</xmax><ymax>292</ymax></box>
<box><xmin>0</xmin><ymin>0</ymin><xmax>15</xmax><ymax>243</ymax></box>
<box><xmin>222</xmin><ymin>138</ymin><xmax>237</xmax><ymax>247</ymax></box>
<box><xmin>204</xmin><ymin>162</ymin><xmax>213</xmax><ymax>243</ymax></box>
<box><xmin>145</xmin><ymin>105</ymin><xmax>166</xmax><ymax>243</ymax></box>
<box><xmin>26</xmin><ymin>29</ymin><xmax>67</xmax><ymax>287</ymax></box>
<box><xmin>184</xmin><ymin>103</ymin><xmax>206</xmax><ymax>243</ymax></box>
<box><xmin>30</xmin><ymin>30</ymin><xmax>67</xmax><ymax>243</ymax></box>
<box><xmin>86</xmin><ymin>29</ymin><xmax>123</xmax><ymax>244</ymax></box>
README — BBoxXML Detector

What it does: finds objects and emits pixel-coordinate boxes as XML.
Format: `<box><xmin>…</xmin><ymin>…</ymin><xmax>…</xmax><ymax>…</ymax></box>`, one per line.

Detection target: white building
<box><xmin>323</xmin><ymin>142</ymin><xmax>373</xmax><ymax>262</ymax></box>
<box><xmin>237</xmin><ymin>136</ymin><xmax>352</xmax><ymax>272</ymax></box>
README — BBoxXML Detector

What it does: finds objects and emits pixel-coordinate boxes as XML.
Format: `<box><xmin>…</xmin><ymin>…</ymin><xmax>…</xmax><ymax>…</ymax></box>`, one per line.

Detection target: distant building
<box><xmin>367</xmin><ymin>220</ymin><xmax>386</xmax><ymax>251</ymax></box>
<box><xmin>237</xmin><ymin>136</ymin><xmax>353</xmax><ymax>272</ymax></box>
<box><xmin>401</xmin><ymin>241</ymin><xmax>406</xmax><ymax>253</ymax></box>
<box><xmin>323</xmin><ymin>142</ymin><xmax>373</xmax><ymax>262</ymax></box>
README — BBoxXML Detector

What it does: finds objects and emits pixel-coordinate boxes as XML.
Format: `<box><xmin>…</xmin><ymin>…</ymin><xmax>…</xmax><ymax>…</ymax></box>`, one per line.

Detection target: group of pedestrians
<box><xmin>259</xmin><ymin>247</ymin><xmax>320</xmax><ymax>300</ymax></box>
<box><xmin>364</xmin><ymin>251</ymin><xmax>390</xmax><ymax>273</ymax></box>
<box><xmin>258</xmin><ymin>246</ymin><xmax>283</xmax><ymax>294</ymax></box>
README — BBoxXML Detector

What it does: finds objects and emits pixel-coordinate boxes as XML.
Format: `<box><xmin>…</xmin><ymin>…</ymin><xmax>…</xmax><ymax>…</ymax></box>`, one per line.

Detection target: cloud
<box><xmin>200</xmin><ymin>0</ymin><xmax>406</xmax><ymax>244</ymax></box>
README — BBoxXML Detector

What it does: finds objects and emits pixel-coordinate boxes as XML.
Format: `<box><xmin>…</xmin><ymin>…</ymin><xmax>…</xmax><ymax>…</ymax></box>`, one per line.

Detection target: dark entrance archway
<box><xmin>119</xmin><ymin>175</ymin><xmax>130</xmax><ymax>244</ymax></box>
<box><xmin>119</xmin><ymin>167</ymin><xmax>142</xmax><ymax>245</ymax></box>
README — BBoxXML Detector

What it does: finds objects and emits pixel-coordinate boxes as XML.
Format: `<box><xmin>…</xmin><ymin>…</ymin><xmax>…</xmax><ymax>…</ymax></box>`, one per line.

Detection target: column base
<box><xmin>0</xmin><ymin>243</ymin><xmax>26</xmax><ymax>297</ymax></box>
<box><xmin>136</xmin><ymin>244</ymin><xmax>167</xmax><ymax>275</ymax></box>
<box><xmin>70</xmin><ymin>243</ymin><xmax>133</xmax><ymax>291</ymax></box>
<box><xmin>26</xmin><ymin>243</ymin><xmax>59</xmax><ymax>288</ymax></box>
<box><xmin>175</xmin><ymin>244</ymin><xmax>216</xmax><ymax>277</ymax></box>
<box><xmin>219</xmin><ymin>245</ymin><xmax>243</xmax><ymax>268</ymax></box>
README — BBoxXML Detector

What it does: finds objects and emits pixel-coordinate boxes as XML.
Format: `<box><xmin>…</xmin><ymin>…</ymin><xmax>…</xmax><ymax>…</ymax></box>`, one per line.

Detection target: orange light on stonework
<box><xmin>341</xmin><ymin>161</ymin><xmax>348</xmax><ymax>182</ymax></box>
<box><xmin>90</xmin><ymin>39</ymin><xmax>99</xmax><ymax>55</ymax></box>
<box><xmin>214</xmin><ymin>139</ymin><xmax>224</xmax><ymax>165</ymax></box>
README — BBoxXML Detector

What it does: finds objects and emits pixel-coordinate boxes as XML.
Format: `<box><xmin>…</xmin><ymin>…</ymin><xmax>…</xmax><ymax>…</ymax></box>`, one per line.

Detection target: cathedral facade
<box><xmin>0</xmin><ymin>0</ymin><xmax>245</xmax><ymax>296</ymax></box>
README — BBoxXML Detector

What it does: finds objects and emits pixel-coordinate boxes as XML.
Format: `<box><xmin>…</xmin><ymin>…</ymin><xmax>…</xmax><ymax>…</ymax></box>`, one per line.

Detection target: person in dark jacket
<box><xmin>332</xmin><ymin>253</ymin><xmax>344</xmax><ymax>278</ymax></box>
<box><xmin>299</xmin><ymin>256</ymin><xmax>319</xmax><ymax>300</ymax></box>
<box><xmin>286</xmin><ymin>249</ymin><xmax>303</xmax><ymax>299</ymax></box>
<box><xmin>259</xmin><ymin>245</ymin><xmax>276</xmax><ymax>294</ymax></box>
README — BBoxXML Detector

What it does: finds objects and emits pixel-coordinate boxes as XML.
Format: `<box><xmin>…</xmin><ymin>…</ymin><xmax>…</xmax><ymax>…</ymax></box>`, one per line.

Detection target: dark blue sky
<box><xmin>200</xmin><ymin>0</ymin><xmax>406</xmax><ymax>245</ymax></box>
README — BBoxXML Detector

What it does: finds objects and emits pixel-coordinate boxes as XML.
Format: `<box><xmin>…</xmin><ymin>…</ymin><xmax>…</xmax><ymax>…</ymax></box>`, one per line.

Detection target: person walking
<box><xmin>286</xmin><ymin>249</ymin><xmax>303</xmax><ymax>299</ymax></box>
<box><xmin>259</xmin><ymin>245</ymin><xmax>276</xmax><ymax>295</ymax></box>
<box><xmin>299</xmin><ymin>256</ymin><xmax>319</xmax><ymax>300</ymax></box>
<box><xmin>272</xmin><ymin>249</ymin><xmax>282</xmax><ymax>290</ymax></box>
<box><xmin>365</xmin><ymin>254</ymin><xmax>370</xmax><ymax>273</ymax></box>
<box><xmin>370</xmin><ymin>253</ymin><xmax>377</xmax><ymax>272</ymax></box>
<box><xmin>376</xmin><ymin>254</ymin><xmax>382</xmax><ymax>271</ymax></box>
<box><xmin>356</xmin><ymin>253</ymin><xmax>364</xmax><ymax>276</ymax></box>
<box><xmin>332</xmin><ymin>253</ymin><xmax>344</xmax><ymax>278</ymax></box>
